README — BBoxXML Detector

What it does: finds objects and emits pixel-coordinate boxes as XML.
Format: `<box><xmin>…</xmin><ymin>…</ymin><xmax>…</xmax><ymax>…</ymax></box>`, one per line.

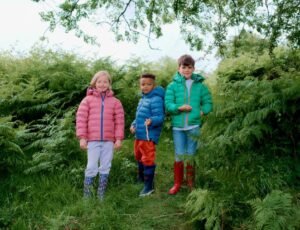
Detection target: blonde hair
<box><xmin>90</xmin><ymin>71</ymin><xmax>112</xmax><ymax>90</ymax></box>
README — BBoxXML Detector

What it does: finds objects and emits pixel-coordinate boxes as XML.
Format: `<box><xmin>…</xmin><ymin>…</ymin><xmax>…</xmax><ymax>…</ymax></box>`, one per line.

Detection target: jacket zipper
<box><xmin>100</xmin><ymin>94</ymin><xmax>105</xmax><ymax>140</ymax></box>
<box><xmin>186</xmin><ymin>82</ymin><xmax>193</xmax><ymax>126</ymax></box>
<box><xmin>136</xmin><ymin>98</ymin><xmax>144</xmax><ymax>131</ymax></box>
<box><xmin>182</xmin><ymin>85</ymin><xmax>186</xmax><ymax>126</ymax></box>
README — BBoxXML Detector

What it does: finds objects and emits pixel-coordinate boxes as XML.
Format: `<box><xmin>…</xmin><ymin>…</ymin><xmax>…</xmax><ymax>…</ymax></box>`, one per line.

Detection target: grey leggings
<box><xmin>85</xmin><ymin>141</ymin><xmax>114</xmax><ymax>177</ymax></box>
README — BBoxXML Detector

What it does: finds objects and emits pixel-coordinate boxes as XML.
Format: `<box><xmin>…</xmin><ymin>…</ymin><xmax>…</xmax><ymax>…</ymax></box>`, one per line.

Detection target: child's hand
<box><xmin>145</xmin><ymin>118</ymin><xmax>152</xmax><ymax>126</ymax></box>
<box><xmin>114</xmin><ymin>140</ymin><xmax>122</xmax><ymax>149</ymax></box>
<box><xmin>178</xmin><ymin>104</ymin><xmax>192</xmax><ymax>112</ymax></box>
<box><xmin>80</xmin><ymin>139</ymin><xmax>87</xmax><ymax>150</ymax></box>
<box><xmin>130</xmin><ymin>126</ymin><xmax>136</xmax><ymax>134</ymax></box>
<box><xmin>200</xmin><ymin>111</ymin><xmax>204</xmax><ymax>116</ymax></box>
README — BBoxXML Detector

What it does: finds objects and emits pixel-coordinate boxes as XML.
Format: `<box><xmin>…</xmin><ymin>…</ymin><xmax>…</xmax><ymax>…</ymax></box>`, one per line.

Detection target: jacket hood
<box><xmin>86</xmin><ymin>87</ymin><xmax>114</xmax><ymax>97</ymax></box>
<box><xmin>142</xmin><ymin>86</ymin><xmax>165</xmax><ymax>99</ymax></box>
<box><xmin>173</xmin><ymin>71</ymin><xmax>205</xmax><ymax>83</ymax></box>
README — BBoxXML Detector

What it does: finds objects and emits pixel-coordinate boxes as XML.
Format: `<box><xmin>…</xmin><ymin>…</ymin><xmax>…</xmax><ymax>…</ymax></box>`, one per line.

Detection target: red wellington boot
<box><xmin>168</xmin><ymin>161</ymin><xmax>184</xmax><ymax>195</ymax></box>
<box><xmin>186</xmin><ymin>162</ymin><xmax>195</xmax><ymax>191</ymax></box>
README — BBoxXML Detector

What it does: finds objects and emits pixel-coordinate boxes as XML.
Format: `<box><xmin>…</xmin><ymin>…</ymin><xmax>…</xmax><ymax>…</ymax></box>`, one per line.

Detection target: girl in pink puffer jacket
<box><xmin>76</xmin><ymin>70</ymin><xmax>124</xmax><ymax>199</ymax></box>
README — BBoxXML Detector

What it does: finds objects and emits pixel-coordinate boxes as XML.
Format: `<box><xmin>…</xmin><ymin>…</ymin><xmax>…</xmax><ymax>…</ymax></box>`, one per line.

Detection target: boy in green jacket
<box><xmin>165</xmin><ymin>54</ymin><xmax>213</xmax><ymax>195</ymax></box>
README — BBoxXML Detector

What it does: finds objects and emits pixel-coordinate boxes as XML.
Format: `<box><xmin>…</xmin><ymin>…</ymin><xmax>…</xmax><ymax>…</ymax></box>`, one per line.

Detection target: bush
<box><xmin>186</xmin><ymin>44</ymin><xmax>300</xmax><ymax>228</ymax></box>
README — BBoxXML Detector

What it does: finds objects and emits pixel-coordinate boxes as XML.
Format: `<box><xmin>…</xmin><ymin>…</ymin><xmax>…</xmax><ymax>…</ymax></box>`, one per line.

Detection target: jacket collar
<box><xmin>86</xmin><ymin>87</ymin><xmax>114</xmax><ymax>97</ymax></box>
<box><xmin>142</xmin><ymin>86</ymin><xmax>165</xmax><ymax>99</ymax></box>
<box><xmin>173</xmin><ymin>71</ymin><xmax>205</xmax><ymax>83</ymax></box>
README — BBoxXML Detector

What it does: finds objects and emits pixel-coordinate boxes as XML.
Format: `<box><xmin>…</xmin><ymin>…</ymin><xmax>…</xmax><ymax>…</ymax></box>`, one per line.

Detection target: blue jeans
<box><xmin>172</xmin><ymin>127</ymin><xmax>200</xmax><ymax>162</ymax></box>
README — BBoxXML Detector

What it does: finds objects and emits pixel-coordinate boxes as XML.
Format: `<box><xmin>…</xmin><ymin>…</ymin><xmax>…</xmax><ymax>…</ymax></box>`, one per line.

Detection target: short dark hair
<box><xmin>140</xmin><ymin>73</ymin><xmax>156</xmax><ymax>80</ymax></box>
<box><xmin>178</xmin><ymin>54</ymin><xmax>195</xmax><ymax>67</ymax></box>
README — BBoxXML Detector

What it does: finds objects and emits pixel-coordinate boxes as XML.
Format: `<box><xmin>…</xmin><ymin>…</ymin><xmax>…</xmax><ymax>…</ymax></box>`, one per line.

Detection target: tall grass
<box><xmin>0</xmin><ymin>134</ymin><xmax>196</xmax><ymax>230</ymax></box>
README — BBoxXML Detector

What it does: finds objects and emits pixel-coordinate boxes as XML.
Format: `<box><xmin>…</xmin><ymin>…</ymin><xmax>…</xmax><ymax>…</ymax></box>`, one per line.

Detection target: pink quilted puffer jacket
<box><xmin>76</xmin><ymin>88</ymin><xmax>124</xmax><ymax>142</ymax></box>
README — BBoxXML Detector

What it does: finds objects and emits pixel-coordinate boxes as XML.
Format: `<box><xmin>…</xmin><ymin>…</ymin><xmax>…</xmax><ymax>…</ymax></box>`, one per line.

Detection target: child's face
<box><xmin>140</xmin><ymin>78</ymin><xmax>155</xmax><ymax>94</ymax></box>
<box><xmin>95</xmin><ymin>75</ymin><xmax>110</xmax><ymax>93</ymax></box>
<box><xmin>178</xmin><ymin>65</ymin><xmax>195</xmax><ymax>79</ymax></box>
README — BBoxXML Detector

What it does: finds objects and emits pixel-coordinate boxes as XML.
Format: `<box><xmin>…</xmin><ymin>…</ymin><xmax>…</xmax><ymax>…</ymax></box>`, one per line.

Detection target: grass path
<box><xmin>98</xmin><ymin>133</ymin><xmax>196</xmax><ymax>229</ymax></box>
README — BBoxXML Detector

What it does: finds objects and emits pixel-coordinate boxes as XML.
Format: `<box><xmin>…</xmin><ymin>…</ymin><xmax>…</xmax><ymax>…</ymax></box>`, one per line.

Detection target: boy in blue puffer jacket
<box><xmin>130</xmin><ymin>73</ymin><xmax>165</xmax><ymax>196</ymax></box>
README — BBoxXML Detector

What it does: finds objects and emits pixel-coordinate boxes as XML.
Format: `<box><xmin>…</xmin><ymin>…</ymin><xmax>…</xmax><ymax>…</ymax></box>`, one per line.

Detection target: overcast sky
<box><xmin>0</xmin><ymin>0</ymin><xmax>220</xmax><ymax>72</ymax></box>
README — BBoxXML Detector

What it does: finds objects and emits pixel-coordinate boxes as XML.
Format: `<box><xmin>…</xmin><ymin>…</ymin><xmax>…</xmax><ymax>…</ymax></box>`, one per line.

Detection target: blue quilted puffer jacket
<box><xmin>131</xmin><ymin>86</ymin><xmax>165</xmax><ymax>144</ymax></box>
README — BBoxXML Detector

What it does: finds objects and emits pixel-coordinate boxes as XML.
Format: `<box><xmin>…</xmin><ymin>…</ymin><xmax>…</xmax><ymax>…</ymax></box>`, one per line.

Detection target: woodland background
<box><xmin>1</xmin><ymin>31</ymin><xmax>299</xmax><ymax>229</ymax></box>
<box><xmin>1</xmin><ymin>0</ymin><xmax>300</xmax><ymax>229</ymax></box>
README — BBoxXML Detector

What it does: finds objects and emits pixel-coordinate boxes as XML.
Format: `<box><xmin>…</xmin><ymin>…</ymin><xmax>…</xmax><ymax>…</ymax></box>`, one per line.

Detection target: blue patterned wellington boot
<box><xmin>97</xmin><ymin>174</ymin><xmax>109</xmax><ymax>200</ymax></box>
<box><xmin>83</xmin><ymin>177</ymin><xmax>94</xmax><ymax>197</ymax></box>
<box><xmin>139</xmin><ymin>165</ymin><xmax>156</xmax><ymax>197</ymax></box>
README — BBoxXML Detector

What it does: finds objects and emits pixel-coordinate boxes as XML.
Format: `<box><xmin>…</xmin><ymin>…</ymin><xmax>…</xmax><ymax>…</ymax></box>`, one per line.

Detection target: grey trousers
<box><xmin>85</xmin><ymin>141</ymin><xmax>114</xmax><ymax>177</ymax></box>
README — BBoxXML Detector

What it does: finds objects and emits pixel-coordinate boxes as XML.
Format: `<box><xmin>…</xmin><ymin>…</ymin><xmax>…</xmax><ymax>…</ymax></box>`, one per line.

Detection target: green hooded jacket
<box><xmin>165</xmin><ymin>72</ymin><xmax>213</xmax><ymax>128</ymax></box>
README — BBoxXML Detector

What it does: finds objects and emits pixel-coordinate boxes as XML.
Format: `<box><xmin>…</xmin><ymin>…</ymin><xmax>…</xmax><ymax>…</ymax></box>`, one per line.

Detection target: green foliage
<box><xmin>0</xmin><ymin>48</ymin><xmax>177</xmax><ymax>174</ymax></box>
<box><xmin>248</xmin><ymin>190</ymin><xmax>299</xmax><ymax>230</ymax></box>
<box><xmin>1</xmin><ymin>40</ymin><xmax>299</xmax><ymax>229</ymax></box>
<box><xmin>186</xmin><ymin>36</ymin><xmax>300</xmax><ymax>228</ymax></box>
<box><xmin>33</xmin><ymin>0</ymin><xmax>300</xmax><ymax>53</ymax></box>
<box><xmin>0</xmin><ymin>49</ymin><xmax>91</xmax><ymax>123</ymax></box>
<box><xmin>148</xmin><ymin>56</ymin><xmax>177</xmax><ymax>88</ymax></box>
<box><xmin>0</xmin><ymin>121</ymin><xmax>24</xmax><ymax>174</ymax></box>
<box><xmin>221</xmin><ymin>30</ymin><xmax>270</xmax><ymax>58</ymax></box>
<box><xmin>185</xmin><ymin>189</ymin><xmax>222</xmax><ymax>230</ymax></box>
<box><xmin>24</xmin><ymin>109</ymin><xmax>84</xmax><ymax>174</ymax></box>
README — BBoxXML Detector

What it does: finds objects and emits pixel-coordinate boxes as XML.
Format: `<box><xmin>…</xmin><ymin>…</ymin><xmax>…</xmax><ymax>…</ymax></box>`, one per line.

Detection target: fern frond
<box><xmin>185</xmin><ymin>189</ymin><xmax>222</xmax><ymax>229</ymax></box>
<box><xmin>248</xmin><ymin>190</ymin><xmax>297</xmax><ymax>229</ymax></box>
<box><xmin>0</xmin><ymin>124</ymin><xmax>15</xmax><ymax>139</ymax></box>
